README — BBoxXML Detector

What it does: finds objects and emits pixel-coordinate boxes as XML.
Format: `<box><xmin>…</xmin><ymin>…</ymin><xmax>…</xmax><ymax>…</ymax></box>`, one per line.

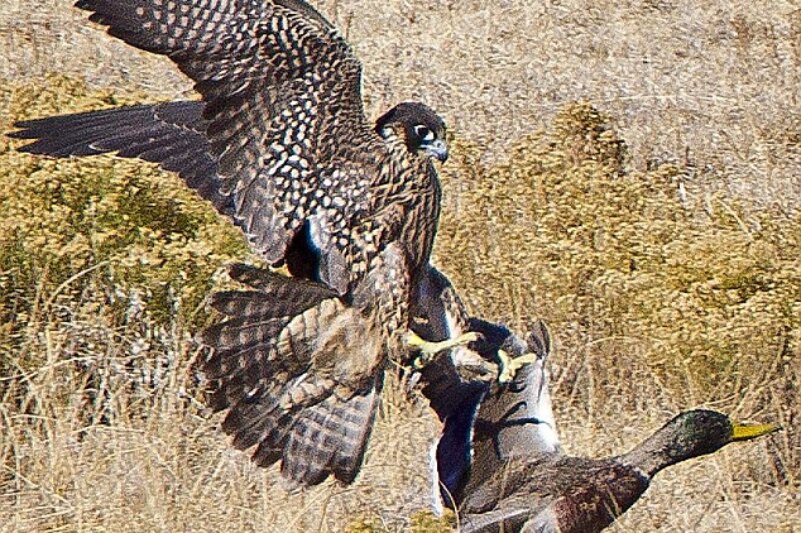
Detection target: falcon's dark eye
<box><xmin>414</xmin><ymin>124</ymin><xmax>435</xmax><ymax>143</ymax></box>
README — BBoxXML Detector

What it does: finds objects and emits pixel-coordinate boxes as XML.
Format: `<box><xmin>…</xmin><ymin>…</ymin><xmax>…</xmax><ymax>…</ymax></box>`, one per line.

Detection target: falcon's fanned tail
<box><xmin>279</xmin><ymin>374</ymin><xmax>383</xmax><ymax>486</ymax></box>
<box><xmin>203</xmin><ymin>264</ymin><xmax>385</xmax><ymax>486</ymax></box>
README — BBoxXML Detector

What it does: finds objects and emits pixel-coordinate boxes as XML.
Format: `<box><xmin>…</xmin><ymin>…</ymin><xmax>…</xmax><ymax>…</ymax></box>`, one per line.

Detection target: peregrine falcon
<box><xmin>10</xmin><ymin>0</ymin><xmax>476</xmax><ymax>486</ymax></box>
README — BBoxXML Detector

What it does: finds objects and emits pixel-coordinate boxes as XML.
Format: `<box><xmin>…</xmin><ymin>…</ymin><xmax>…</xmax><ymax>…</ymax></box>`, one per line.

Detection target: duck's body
<box><xmin>459</xmin><ymin>409</ymin><xmax>779</xmax><ymax>533</ymax></box>
<box><xmin>460</xmin><ymin>453</ymin><xmax>647</xmax><ymax>533</ymax></box>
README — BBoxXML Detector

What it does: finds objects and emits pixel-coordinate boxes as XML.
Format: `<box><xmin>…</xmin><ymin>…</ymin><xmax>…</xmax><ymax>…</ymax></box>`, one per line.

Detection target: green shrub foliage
<box><xmin>1</xmin><ymin>76</ymin><xmax>250</xmax><ymax>327</ymax></box>
<box><xmin>0</xmin><ymin>76</ymin><xmax>251</xmax><ymax>408</ymax></box>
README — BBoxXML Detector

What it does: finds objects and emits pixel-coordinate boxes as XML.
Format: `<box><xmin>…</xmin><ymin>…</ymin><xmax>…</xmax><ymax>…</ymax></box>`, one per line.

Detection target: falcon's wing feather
<box><xmin>75</xmin><ymin>0</ymin><xmax>389</xmax><ymax>294</ymax></box>
<box><xmin>13</xmin><ymin>101</ymin><xmax>203</xmax><ymax>156</ymax></box>
<box><xmin>11</xmin><ymin>101</ymin><xmax>231</xmax><ymax>216</ymax></box>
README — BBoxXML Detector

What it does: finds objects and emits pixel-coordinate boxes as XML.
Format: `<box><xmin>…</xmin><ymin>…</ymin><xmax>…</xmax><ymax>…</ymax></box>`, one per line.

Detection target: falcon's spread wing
<box><xmin>72</xmin><ymin>0</ymin><xmax>419</xmax><ymax>295</ymax></box>
<box><xmin>12</xmin><ymin>101</ymin><xmax>232</xmax><ymax>217</ymax></box>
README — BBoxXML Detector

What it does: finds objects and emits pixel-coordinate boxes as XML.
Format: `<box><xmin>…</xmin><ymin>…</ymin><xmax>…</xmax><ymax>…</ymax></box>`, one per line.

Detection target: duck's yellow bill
<box><xmin>732</xmin><ymin>423</ymin><xmax>781</xmax><ymax>441</ymax></box>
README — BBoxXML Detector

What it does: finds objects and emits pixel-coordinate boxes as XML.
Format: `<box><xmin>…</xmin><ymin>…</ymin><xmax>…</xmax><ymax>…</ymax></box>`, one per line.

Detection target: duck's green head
<box><xmin>668</xmin><ymin>409</ymin><xmax>780</xmax><ymax>461</ymax></box>
<box><xmin>628</xmin><ymin>409</ymin><xmax>780</xmax><ymax>477</ymax></box>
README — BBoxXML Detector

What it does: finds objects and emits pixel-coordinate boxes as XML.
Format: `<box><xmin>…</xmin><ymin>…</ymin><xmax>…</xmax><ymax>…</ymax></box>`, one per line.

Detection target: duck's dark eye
<box><xmin>414</xmin><ymin>124</ymin><xmax>435</xmax><ymax>143</ymax></box>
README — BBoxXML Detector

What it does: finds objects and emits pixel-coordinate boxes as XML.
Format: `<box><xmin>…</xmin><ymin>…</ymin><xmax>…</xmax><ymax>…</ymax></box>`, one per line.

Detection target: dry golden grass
<box><xmin>1</xmin><ymin>2</ymin><xmax>800</xmax><ymax>532</ymax></box>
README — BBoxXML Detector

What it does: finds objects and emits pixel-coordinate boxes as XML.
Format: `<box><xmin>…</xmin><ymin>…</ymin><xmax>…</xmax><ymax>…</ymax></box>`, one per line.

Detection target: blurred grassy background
<box><xmin>1</xmin><ymin>1</ymin><xmax>800</xmax><ymax>531</ymax></box>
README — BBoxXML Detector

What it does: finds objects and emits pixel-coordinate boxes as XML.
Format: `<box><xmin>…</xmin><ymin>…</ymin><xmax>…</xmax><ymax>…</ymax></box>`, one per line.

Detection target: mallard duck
<box><xmin>458</xmin><ymin>408</ymin><xmax>779</xmax><ymax>532</ymax></box>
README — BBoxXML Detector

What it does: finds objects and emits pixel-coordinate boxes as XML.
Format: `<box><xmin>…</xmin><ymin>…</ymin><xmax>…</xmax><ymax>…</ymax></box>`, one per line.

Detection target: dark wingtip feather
<box><xmin>9</xmin><ymin>117</ymin><xmax>100</xmax><ymax>157</ymax></box>
<box><xmin>226</xmin><ymin>264</ymin><xmax>301</xmax><ymax>290</ymax></box>
<box><xmin>208</xmin><ymin>290</ymin><xmax>252</xmax><ymax>315</ymax></box>
<box><xmin>225</xmin><ymin>264</ymin><xmax>339</xmax><ymax>303</ymax></box>
<box><xmin>252</xmin><ymin>442</ymin><xmax>282</xmax><ymax>468</ymax></box>
<box><xmin>8</xmin><ymin>123</ymin><xmax>40</xmax><ymax>138</ymax></box>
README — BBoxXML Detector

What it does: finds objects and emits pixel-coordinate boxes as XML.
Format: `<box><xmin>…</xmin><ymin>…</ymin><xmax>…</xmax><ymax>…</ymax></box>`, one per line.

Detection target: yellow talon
<box><xmin>497</xmin><ymin>349</ymin><xmax>539</xmax><ymax>384</ymax></box>
<box><xmin>406</xmin><ymin>330</ymin><xmax>481</xmax><ymax>369</ymax></box>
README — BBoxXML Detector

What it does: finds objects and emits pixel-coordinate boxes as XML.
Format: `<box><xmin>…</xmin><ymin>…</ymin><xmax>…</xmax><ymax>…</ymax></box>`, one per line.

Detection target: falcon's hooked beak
<box><xmin>423</xmin><ymin>139</ymin><xmax>449</xmax><ymax>163</ymax></box>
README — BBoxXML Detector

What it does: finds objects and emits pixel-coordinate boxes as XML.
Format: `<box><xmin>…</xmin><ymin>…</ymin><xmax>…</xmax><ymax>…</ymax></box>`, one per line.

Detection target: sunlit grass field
<box><xmin>1</xmin><ymin>1</ymin><xmax>800</xmax><ymax>531</ymax></box>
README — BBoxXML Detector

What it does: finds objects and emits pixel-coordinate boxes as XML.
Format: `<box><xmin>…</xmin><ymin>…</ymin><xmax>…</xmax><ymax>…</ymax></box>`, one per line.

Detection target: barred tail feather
<box><xmin>202</xmin><ymin>265</ymin><xmax>341</xmax><ymax>405</ymax></box>
<box><xmin>221</xmin><ymin>372</ymin><xmax>330</xmax><ymax>452</ymax></box>
<box><xmin>203</xmin><ymin>285</ymin><xmax>343</xmax><ymax>415</ymax></box>
<box><xmin>221</xmin><ymin>377</ymin><xmax>293</xmax><ymax>449</ymax></box>
<box><xmin>225</xmin><ymin>263</ymin><xmax>338</xmax><ymax>303</ymax></box>
<box><xmin>280</xmin><ymin>372</ymin><xmax>385</xmax><ymax>486</ymax></box>
<box><xmin>223</xmin><ymin>372</ymin><xmax>344</xmax><ymax>469</ymax></box>
<box><xmin>201</xmin><ymin>264</ymin><xmax>383</xmax><ymax>485</ymax></box>
<box><xmin>202</xmin><ymin>313</ymin><xmax>297</xmax><ymax>411</ymax></box>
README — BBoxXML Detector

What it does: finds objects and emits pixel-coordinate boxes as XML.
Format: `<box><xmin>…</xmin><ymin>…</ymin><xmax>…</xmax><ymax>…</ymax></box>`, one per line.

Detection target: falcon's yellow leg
<box><xmin>406</xmin><ymin>330</ymin><xmax>481</xmax><ymax>369</ymax></box>
<box><xmin>497</xmin><ymin>349</ymin><xmax>539</xmax><ymax>384</ymax></box>
<box><xmin>268</xmin><ymin>263</ymin><xmax>292</xmax><ymax>277</ymax></box>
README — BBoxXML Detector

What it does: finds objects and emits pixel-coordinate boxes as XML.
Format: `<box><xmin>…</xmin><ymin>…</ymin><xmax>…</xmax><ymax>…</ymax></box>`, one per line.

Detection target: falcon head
<box><xmin>375</xmin><ymin>102</ymin><xmax>448</xmax><ymax>162</ymax></box>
